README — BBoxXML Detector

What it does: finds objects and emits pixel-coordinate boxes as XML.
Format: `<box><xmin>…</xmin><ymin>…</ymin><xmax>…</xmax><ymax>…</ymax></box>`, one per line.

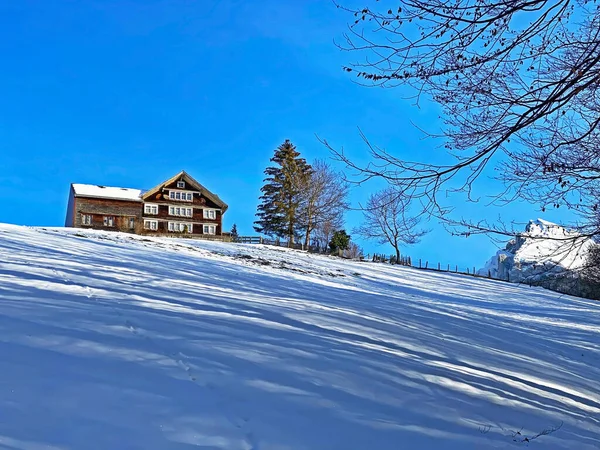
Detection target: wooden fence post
<box><xmin>438</xmin><ymin>262</ymin><xmax>441</xmax><ymax>270</ymax></box>
<box><xmin>447</xmin><ymin>264</ymin><xmax>450</xmax><ymax>272</ymax></box>
<box><xmin>425</xmin><ymin>261</ymin><xmax>428</xmax><ymax>269</ymax></box>
<box><xmin>419</xmin><ymin>259</ymin><xmax>421</xmax><ymax>268</ymax></box>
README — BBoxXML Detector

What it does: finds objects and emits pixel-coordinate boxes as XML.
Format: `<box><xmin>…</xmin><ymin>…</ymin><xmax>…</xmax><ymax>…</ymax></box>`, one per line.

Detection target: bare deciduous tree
<box><xmin>344</xmin><ymin>241</ymin><xmax>364</xmax><ymax>259</ymax></box>
<box><xmin>327</xmin><ymin>0</ymin><xmax>600</xmax><ymax>239</ymax></box>
<box><xmin>355</xmin><ymin>187</ymin><xmax>428</xmax><ymax>262</ymax></box>
<box><xmin>312</xmin><ymin>216</ymin><xmax>343</xmax><ymax>251</ymax></box>
<box><xmin>300</xmin><ymin>159</ymin><xmax>350</xmax><ymax>248</ymax></box>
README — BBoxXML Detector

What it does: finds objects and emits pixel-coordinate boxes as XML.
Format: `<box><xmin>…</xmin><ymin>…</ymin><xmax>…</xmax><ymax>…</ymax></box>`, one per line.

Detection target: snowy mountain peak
<box><xmin>479</xmin><ymin>219</ymin><xmax>595</xmax><ymax>282</ymax></box>
<box><xmin>525</xmin><ymin>218</ymin><xmax>574</xmax><ymax>238</ymax></box>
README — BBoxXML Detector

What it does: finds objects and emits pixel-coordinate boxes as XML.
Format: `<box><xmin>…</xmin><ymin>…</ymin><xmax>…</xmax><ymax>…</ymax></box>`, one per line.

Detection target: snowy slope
<box><xmin>478</xmin><ymin>219</ymin><xmax>597</xmax><ymax>281</ymax></box>
<box><xmin>1</xmin><ymin>224</ymin><xmax>600</xmax><ymax>450</ymax></box>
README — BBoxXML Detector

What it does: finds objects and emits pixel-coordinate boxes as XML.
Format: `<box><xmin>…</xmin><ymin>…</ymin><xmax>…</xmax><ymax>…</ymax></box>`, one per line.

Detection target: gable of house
<box><xmin>141</xmin><ymin>171</ymin><xmax>228</xmax><ymax>211</ymax></box>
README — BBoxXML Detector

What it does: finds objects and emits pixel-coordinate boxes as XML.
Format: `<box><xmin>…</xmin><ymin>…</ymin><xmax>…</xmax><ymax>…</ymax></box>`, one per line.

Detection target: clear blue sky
<box><xmin>0</xmin><ymin>0</ymin><xmax>571</xmax><ymax>268</ymax></box>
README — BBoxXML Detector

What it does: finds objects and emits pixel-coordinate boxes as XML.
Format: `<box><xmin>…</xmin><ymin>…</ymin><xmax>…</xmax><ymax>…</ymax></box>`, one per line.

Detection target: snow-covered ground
<box><xmin>1</xmin><ymin>223</ymin><xmax>599</xmax><ymax>449</ymax></box>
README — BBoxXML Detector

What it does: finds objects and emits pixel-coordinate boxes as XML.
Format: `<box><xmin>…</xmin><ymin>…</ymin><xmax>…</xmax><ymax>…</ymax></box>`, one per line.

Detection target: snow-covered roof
<box><xmin>72</xmin><ymin>183</ymin><xmax>143</xmax><ymax>202</ymax></box>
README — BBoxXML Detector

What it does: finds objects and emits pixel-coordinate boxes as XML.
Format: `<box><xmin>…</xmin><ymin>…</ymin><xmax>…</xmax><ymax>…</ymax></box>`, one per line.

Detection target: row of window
<box><xmin>82</xmin><ymin>215</ymin><xmax>134</xmax><ymax>229</ymax></box>
<box><xmin>144</xmin><ymin>204</ymin><xmax>158</xmax><ymax>215</ymax></box>
<box><xmin>82</xmin><ymin>213</ymin><xmax>216</xmax><ymax>234</ymax></box>
<box><xmin>168</xmin><ymin>206</ymin><xmax>193</xmax><ymax>217</ymax></box>
<box><xmin>143</xmin><ymin>220</ymin><xmax>216</xmax><ymax>234</ymax></box>
<box><xmin>167</xmin><ymin>222</ymin><xmax>193</xmax><ymax>233</ymax></box>
<box><xmin>203</xmin><ymin>224</ymin><xmax>216</xmax><ymax>235</ymax></box>
<box><xmin>169</xmin><ymin>191</ymin><xmax>193</xmax><ymax>202</ymax></box>
<box><xmin>145</xmin><ymin>204</ymin><xmax>218</xmax><ymax>219</ymax></box>
<box><xmin>144</xmin><ymin>220</ymin><xmax>158</xmax><ymax>230</ymax></box>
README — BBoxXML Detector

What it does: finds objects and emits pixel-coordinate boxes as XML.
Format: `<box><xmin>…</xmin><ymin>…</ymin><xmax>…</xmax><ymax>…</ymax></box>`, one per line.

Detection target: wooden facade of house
<box><xmin>65</xmin><ymin>171</ymin><xmax>228</xmax><ymax>237</ymax></box>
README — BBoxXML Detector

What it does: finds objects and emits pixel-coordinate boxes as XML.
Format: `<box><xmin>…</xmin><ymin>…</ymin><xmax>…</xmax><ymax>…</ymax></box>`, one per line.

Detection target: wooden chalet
<box><xmin>65</xmin><ymin>171</ymin><xmax>228</xmax><ymax>236</ymax></box>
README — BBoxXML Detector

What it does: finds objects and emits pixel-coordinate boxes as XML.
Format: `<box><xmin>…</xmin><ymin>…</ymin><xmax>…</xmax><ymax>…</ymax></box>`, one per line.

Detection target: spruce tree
<box><xmin>230</xmin><ymin>224</ymin><xmax>239</xmax><ymax>242</ymax></box>
<box><xmin>329</xmin><ymin>229</ymin><xmax>351</xmax><ymax>254</ymax></box>
<box><xmin>254</xmin><ymin>140</ymin><xmax>311</xmax><ymax>245</ymax></box>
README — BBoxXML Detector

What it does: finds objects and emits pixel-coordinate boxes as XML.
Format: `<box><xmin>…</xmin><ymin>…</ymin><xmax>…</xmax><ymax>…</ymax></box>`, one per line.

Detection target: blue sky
<box><xmin>0</xmin><ymin>0</ymin><xmax>571</xmax><ymax>268</ymax></box>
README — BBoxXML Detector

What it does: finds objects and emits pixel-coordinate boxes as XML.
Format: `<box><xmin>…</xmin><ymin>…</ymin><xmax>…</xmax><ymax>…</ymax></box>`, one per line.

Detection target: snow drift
<box><xmin>1</xmin><ymin>223</ymin><xmax>599</xmax><ymax>449</ymax></box>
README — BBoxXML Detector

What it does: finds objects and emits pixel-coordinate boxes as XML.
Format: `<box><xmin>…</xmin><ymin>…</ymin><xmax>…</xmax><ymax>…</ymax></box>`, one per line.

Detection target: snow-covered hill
<box><xmin>478</xmin><ymin>219</ymin><xmax>597</xmax><ymax>283</ymax></box>
<box><xmin>1</xmin><ymin>224</ymin><xmax>599</xmax><ymax>449</ymax></box>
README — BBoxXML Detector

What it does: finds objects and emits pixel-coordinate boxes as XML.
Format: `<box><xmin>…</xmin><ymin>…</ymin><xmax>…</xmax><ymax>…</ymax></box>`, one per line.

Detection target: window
<box><xmin>103</xmin><ymin>216</ymin><xmax>114</xmax><ymax>227</ymax></box>
<box><xmin>129</xmin><ymin>218</ymin><xmax>135</xmax><ymax>229</ymax></box>
<box><xmin>177</xmin><ymin>181</ymin><xmax>185</xmax><ymax>188</ymax></box>
<box><xmin>81</xmin><ymin>214</ymin><xmax>92</xmax><ymax>225</ymax></box>
<box><xmin>144</xmin><ymin>220</ymin><xmax>158</xmax><ymax>230</ymax></box>
<box><xmin>168</xmin><ymin>191</ymin><xmax>193</xmax><ymax>202</ymax></box>
<box><xmin>203</xmin><ymin>225</ymin><xmax>216</xmax><ymax>235</ymax></box>
<box><xmin>168</xmin><ymin>222</ymin><xmax>193</xmax><ymax>233</ymax></box>
<box><xmin>144</xmin><ymin>204</ymin><xmax>158</xmax><ymax>215</ymax></box>
<box><xmin>203</xmin><ymin>209</ymin><xmax>216</xmax><ymax>220</ymax></box>
<box><xmin>169</xmin><ymin>206</ymin><xmax>193</xmax><ymax>217</ymax></box>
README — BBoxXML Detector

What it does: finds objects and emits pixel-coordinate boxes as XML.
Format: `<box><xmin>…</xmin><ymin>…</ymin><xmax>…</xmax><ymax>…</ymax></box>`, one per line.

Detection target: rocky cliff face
<box><xmin>478</xmin><ymin>220</ymin><xmax>597</xmax><ymax>296</ymax></box>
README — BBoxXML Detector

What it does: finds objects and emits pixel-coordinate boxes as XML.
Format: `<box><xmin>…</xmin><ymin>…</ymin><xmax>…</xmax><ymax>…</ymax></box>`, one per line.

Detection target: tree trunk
<box><xmin>288</xmin><ymin>213</ymin><xmax>295</xmax><ymax>247</ymax></box>
<box><xmin>288</xmin><ymin>196</ymin><xmax>295</xmax><ymax>247</ymax></box>
<box><xmin>395</xmin><ymin>247</ymin><xmax>401</xmax><ymax>265</ymax></box>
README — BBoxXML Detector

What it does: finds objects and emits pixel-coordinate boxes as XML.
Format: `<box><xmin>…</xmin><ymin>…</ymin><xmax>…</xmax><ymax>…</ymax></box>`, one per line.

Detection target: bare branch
<box><xmin>355</xmin><ymin>186</ymin><xmax>429</xmax><ymax>261</ymax></box>
<box><xmin>330</xmin><ymin>0</ymin><xmax>600</xmax><ymax>240</ymax></box>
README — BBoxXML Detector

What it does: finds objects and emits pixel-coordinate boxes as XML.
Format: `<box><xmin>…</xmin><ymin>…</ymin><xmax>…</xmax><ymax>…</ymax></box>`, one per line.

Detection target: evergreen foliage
<box><xmin>254</xmin><ymin>140</ymin><xmax>312</xmax><ymax>245</ymax></box>
<box><xmin>329</xmin><ymin>229</ymin><xmax>351</xmax><ymax>253</ymax></box>
<box><xmin>230</xmin><ymin>224</ymin><xmax>239</xmax><ymax>242</ymax></box>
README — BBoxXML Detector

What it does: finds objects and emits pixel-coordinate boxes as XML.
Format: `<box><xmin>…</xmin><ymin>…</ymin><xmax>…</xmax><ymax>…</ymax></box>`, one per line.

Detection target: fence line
<box><xmin>237</xmin><ymin>236</ymin><xmax>325</xmax><ymax>253</ymax></box>
<box><xmin>237</xmin><ymin>236</ymin><xmax>516</xmax><ymax>284</ymax></box>
<box><xmin>367</xmin><ymin>252</ymin><xmax>515</xmax><ymax>283</ymax></box>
